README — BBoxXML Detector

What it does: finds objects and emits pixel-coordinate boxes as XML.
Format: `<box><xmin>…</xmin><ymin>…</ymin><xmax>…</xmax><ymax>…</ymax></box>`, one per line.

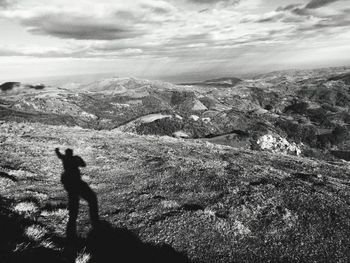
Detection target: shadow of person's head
<box><xmin>65</xmin><ymin>148</ymin><xmax>73</xmax><ymax>157</ymax></box>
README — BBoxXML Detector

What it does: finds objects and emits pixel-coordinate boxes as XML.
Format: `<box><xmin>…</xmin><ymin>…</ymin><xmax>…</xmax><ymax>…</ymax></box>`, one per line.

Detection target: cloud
<box><xmin>305</xmin><ymin>0</ymin><xmax>339</xmax><ymax>9</ymax></box>
<box><xmin>23</xmin><ymin>14</ymin><xmax>144</xmax><ymax>40</ymax></box>
<box><xmin>140</xmin><ymin>1</ymin><xmax>175</xmax><ymax>14</ymax></box>
<box><xmin>0</xmin><ymin>43</ymin><xmax>145</xmax><ymax>58</ymax></box>
<box><xmin>0</xmin><ymin>26</ymin><xmax>282</xmax><ymax>60</ymax></box>
<box><xmin>186</xmin><ymin>0</ymin><xmax>240</xmax><ymax>5</ymax></box>
<box><xmin>241</xmin><ymin>9</ymin><xmax>307</xmax><ymax>24</ymax></box>
<box><xmin>298</xmin><ymin>9</ymin><xmax>350</xmax><ymax>30</ymax></box>
<box><xmin>276</xmin><ymin>0</ymin><xmax>341</xmax><ymax>18</ymax></box>
<box><xmin>275</xmin><ymin>1</ymin><xmax>350</xmax><ymax>28</ymax></box>
<box><xmin>0</xmin><ymin>2</ymin><xmax>175</xmax><ymax>40</ymax></box>
<box><xmin>0</xmin><ymin>45</ymin><xmax>86</xmax><ymax>58</ymax></box>
<box><xmin>239</xmin><ymin>0</ymin><xmax>350</xmax><ymax>51</ymax></box>
<box><xmin>0</xmin><ymin>0</ymin><xmax>10</xmax><ymax>8</ymax></box>
<box><xmin>0</xmin><ymin>48</ymin><xmax>20</xmax><ymax>56</ymax></box>
<box><xmin>12</xmin><ymin>5</ymin><xmax>149</xmax><ymax>40</ymax></box>
<box><xmin>276</xmin><ymin>4</ymin><xmax>302</xmax><ymax>12</ymax></box>
<box><xmin>187</xmin><ymin>0</ymin><xmax>225</xmax><ymax>3</ymax></box>
<box><xmin>255</xmin><ymin>11</ymin><xmax>284</xmax><ymax>23</ymax></box>
<box><xmin>276</xmin><ymin>0</ymin><xmax>340</xmax><ymax>14</ymax></box>
<box><xmin>166</xmin><ymin>33</ymin><xmax>211</xmax><ymax>45</ymax></box>
<box><xmin>290</xmin><ymin>7</ymin><xmax>310</xmax><ymax>16</ymax></box>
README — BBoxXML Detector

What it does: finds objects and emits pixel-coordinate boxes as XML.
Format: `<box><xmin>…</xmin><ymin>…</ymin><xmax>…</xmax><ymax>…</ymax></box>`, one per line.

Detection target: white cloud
<box><xmin>0</xmin><ymin>0</ymin><xmax>10</xmax><ymax>8</ymax></box>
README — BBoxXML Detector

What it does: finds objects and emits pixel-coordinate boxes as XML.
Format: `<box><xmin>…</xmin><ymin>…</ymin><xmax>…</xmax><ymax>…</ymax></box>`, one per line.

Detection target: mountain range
<box><xmin>1</xmin><ymin>66</ymin><xmax>350</xmax><ymax>262</ymax></box>
<box><xmin>1</xmin><ymin>67</ymin><xmax>350</xmax><ymax>160</ymax></box>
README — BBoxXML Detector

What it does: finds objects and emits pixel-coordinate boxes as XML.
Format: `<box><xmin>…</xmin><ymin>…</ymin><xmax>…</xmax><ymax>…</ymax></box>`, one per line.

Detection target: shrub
<box><xmin>306</xmin><ymin>107</ymin><xmax>332</xmax><ymax>127</ymax></box>
<box><xmin>136</xmin><ymin>118</ymin><xmax>182</xmax><ymax>136</ymax></box>
<box><xmin>264</xmin><ymin>105</ymin><xmax>273</xmax><ymax>111</ymax></box>
<box><xmin>284</xmin><ymin>101</ymin><xmax>308</xmax><ymax>114</ymax></box>
<box><xmin>170</xmin><ymin>91</ymin><xmax>195</xmax><ymax>106</ymax></box>
<box><xmin>321</xmin><ymin>103</ymin><xmax>338</xmax><ymax>113</ymax></box>
<box><xmin>332</xmin><ymin>125</ymin><xmax>348</xmax><ymax>142</ymax></box>
<box><xmin>316</xmin><ymin>126</ymin><xmax>348</xmax><ymax>148</ymax></box>
<box><xmin>276</xmin><ymin>119</ymin><xmax>318</xmax><ymax>146</ymax></box>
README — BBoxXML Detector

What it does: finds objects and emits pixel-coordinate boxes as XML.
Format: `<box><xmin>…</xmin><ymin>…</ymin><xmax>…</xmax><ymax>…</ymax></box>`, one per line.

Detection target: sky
<box><xmin>0</xmin><ymin>0</ymin><xmax>350</xmax><ymax>83</ymax></box>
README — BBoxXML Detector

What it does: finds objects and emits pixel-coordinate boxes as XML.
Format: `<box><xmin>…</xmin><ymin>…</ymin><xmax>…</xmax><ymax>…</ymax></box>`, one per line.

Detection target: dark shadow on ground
<box><xmin>87</xmin><ymin>220</ymin><xmax>190</xmax><ymax>263</ymax></box>
<box><xmin>0</xmin><ymin>196</ymin><xmax>190</xmax><ymax>263</ymax></box>
<box><xmin>0</xmin><ymin>171</ymin><xmax>17</xmax><ymax>182</ymax></box>
<box><xmin>0</xmin><ymin>196</ymin><xmax>65</xmax><ymax>263</ymax></box>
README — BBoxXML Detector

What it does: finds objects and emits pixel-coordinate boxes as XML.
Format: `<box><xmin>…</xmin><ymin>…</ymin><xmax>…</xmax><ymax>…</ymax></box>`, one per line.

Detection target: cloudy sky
<box><xmin>0</xmin><ymin>0</ymin><xmax>350</xmax><ymax>83</ymax></box>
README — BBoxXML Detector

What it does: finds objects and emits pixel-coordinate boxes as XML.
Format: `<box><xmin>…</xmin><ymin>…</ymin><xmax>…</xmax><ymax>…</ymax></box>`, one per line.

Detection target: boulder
<box><xmin>257</xmin><ymin>134</ymin><xmax>302</xmax><ymax>156</ymax></box>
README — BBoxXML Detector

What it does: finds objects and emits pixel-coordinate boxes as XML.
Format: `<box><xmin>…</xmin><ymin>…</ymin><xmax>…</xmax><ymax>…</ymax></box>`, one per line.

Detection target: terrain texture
<box><xmin>2</xmin><ymin>67</ymin><xmax>350</xmax><ymax>158</ymax></box>
<box><xmin>1</xmin><ymin>67</ymin><xmax>350</xmax><ymax>262</ymax></box>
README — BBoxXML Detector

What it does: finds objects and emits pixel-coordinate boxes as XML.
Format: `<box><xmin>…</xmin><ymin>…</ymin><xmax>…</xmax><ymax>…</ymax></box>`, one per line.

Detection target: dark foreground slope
<box><xmin>1</xmin><ymin>121</ymin><xmax>350</xmax><ymax>262</ymax></box>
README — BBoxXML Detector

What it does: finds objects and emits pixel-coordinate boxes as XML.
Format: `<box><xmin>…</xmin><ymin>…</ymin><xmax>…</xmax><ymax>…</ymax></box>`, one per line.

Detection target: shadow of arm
<box><xmin>77</xmin><ymin>156</ymin><xmax>86</xmax><ymax>167</ymax></box>
<box><xmin>55</xmin><ymin>148</ymin><xmax>63</xmax><ymax>159</ymax></box>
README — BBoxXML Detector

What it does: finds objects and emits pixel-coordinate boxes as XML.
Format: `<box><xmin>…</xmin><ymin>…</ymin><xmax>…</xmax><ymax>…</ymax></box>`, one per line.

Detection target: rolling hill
<box><xmin>1</xmin><ymin>67</ymin><xmax>350</xmax><ymax>160</ymax></box>
<box><xmin>1</xmin><ymin>66</ymin><xmax>350</xmax><ymax>262</ymax></box>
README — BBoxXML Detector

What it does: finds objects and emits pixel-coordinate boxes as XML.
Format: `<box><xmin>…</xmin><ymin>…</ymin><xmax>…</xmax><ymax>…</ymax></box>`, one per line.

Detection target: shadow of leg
<box><xmin>65</xmin><ymin>193</ymin><xmax>79</xmax><ymax>262</ymax></box>
<box><xmin>67</xmin><ymin>193</ymin><xmax>79</xmax><ymax>241</ymax></box>
<box><xmin>79</xmin><ymin>181</ymin><xmax>99</xmax><ymax>226</ymax></box>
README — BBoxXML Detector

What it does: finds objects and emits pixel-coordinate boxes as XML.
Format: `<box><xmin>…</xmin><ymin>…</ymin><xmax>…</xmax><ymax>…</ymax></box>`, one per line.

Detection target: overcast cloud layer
<box><xmin>0</xmin><ymin>0</ymin><xmax>350</xmax><ymax>81</ymax></box>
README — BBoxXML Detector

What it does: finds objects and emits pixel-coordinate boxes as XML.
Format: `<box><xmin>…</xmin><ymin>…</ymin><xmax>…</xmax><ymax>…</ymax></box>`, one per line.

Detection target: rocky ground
<box><xmin>1</xmin><ymin>67</ymin><xmax>350</xmax><ymax>262</ymax></box>
<box><xmin>1</xmin><ymin>120</ymin><xmax>350</xmax><ymax>262</ymax></box>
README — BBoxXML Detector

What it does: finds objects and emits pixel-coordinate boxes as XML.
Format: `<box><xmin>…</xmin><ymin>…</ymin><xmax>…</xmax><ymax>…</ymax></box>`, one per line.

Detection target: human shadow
<box><xmin>87</xmin><ymin>221</ymin><xmax>190</xmax><ymax>263</ymax></box>
<box><xmin>55</xmin><ymin>148</ymin><xmax>190</xmax><ymax>262</ymax></box>
<box><xmin>55</xmin><ymin>148</ymin><xmax>99</xmax><ymax>248</ymax></box>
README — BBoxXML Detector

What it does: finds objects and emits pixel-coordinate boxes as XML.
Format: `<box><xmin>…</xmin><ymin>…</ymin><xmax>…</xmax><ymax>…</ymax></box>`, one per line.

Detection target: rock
<box><xmin>190</xmin><ymin>115</ymin><xmax>200</xmax><ymax>121</ymax></box>
<box><xmin>257</xmin><ymin>134</ymin><xmax>302</xmax><ymax>156</ymax></box>
<box><xmin>191</xmin><ymin>100</ymin><xmax>208</xmax><ymax>111</ymax></box>
<box><xmin>202</xmin><ymin>117</ymin><xmax>211</xmax><ymax>123</ymax></box>
<box><xmin>173</xmin><ymin>131</ymin><xmax>190</xmax><ymax>138</ymax></box>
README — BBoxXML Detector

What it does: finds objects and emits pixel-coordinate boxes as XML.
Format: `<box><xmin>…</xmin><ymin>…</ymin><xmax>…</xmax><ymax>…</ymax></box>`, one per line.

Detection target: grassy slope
<box><xmin>1</xmin><ymin>121</ymin><xmax>350</xmax><ymax>262</ymax></box>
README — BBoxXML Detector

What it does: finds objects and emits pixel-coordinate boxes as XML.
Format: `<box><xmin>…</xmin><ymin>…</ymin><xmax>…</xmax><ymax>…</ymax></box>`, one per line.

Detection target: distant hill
<box><xmin>180</xmin><ymin>77</ymin><xmax>242</xmax><ymax>87</ymax></box>
<box><xmin>1</xmin><ymin>67</ymin><xmax>350</xmax><ymax>160</ymax></box>
<box><xmin>0</xmin><ymin>82</ymin><xmax>21</xmax><ymax>91</ymax></box>
<box><xmin>328</xmin><ymin>72</ymin><xmax>350</xmax><ymax>85</ymax></box>
<box><xmin>0</xmin><ymin>82</ymin><xmax>46</xmax><ymax>95</ymax></box>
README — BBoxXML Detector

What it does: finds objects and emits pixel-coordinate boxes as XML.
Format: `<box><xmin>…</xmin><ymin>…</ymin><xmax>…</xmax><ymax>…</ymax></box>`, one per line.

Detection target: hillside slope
<box><xmin>1</xmin><ymin>121</ymin><xmax>350</xmax><ymax>262</ymax></box>
<box><xmin>1</xmin><ymin>67</ymin><xmax>350</xmax><ymax>159</ymax></box>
